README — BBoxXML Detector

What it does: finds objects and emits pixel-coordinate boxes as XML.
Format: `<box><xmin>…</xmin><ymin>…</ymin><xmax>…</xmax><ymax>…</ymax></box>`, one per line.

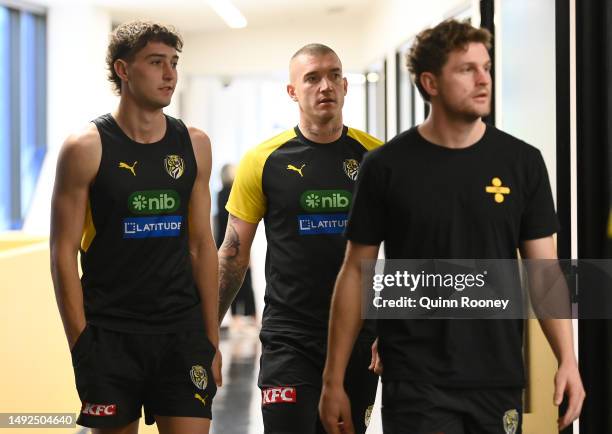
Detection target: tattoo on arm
<box><xmin>220</xmin><ymin>219</ymin><xmax>240</xmax><ymax>258</ymax></box>
<box><xmin>218</xmin><ymin>217</ymin><xmax>250</xmax><ymax>321</ymax></box>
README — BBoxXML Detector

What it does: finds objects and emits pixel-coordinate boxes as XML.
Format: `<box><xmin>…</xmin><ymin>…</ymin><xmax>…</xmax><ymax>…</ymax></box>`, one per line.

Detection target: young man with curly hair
<box><xmin>51</xmin><ymin>21</ymin><xmax>221</xmax><ymax>434</ymax></box>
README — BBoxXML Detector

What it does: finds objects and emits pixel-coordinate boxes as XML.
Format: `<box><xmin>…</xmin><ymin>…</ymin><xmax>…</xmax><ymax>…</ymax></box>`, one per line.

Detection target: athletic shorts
<box><xmin>71</xmin><ymin>324</ymin><xmax>217</xmax><ymax>429</ymax></box>
<box><xmin>258</xmin><ymin>331</ymin><xmax>378</xmax><ymax>434</ymax></box>
<box><xmin>382</xmin><ymin>381</ymin><xmax>522</xmax><ymax>434</ymax></box>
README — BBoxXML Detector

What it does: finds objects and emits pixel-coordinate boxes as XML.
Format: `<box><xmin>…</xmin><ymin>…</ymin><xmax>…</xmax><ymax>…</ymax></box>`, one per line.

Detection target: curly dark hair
<box><xmin>407</xmin><ymin>19</ymin><xmax>492</xmax><ymax>101</ymax></box>
<box><xmin>106</xmin><ymin>21</ymin><xmax>183</xmax><ymax>94</ymax></box>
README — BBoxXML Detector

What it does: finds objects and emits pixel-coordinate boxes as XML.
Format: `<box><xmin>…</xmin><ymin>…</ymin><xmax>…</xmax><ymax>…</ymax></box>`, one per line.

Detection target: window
<box><xmin>396</xmin><ymin>41</ymin><xmax>415</xmax><ymax>132</ymax></box>
<box><xmin>365</xmin><ymin>59</ymin><xmax>387</xmax><ymax>141</ymax></box>
<box><xmin>396</xmin><ymin>39</ymin><xmax>428</xmax><ymax>132</ymax></box>
<box><xmin>0</xmin><ymin>3</ymin><xmax>46</xmax><ymax>230</ymax></box>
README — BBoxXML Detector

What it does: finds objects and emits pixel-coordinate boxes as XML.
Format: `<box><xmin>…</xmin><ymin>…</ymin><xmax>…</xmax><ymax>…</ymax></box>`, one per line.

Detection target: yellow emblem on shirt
<box><xmin>486</xmin><ymin>177</ymin><xmax>511</xmax><ymax>203</ymax></box>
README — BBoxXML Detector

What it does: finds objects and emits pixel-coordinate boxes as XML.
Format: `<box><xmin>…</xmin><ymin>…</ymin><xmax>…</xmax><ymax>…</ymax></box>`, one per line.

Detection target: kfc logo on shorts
<box><xmin>81</xmin><ymin>402</ymin><xmax>117</xmax><ymax>416</ymax></box>
<box><xmin>262</xmin><ymin>387</ymin><xmax>297</xmax><ymax>405</ymax></box>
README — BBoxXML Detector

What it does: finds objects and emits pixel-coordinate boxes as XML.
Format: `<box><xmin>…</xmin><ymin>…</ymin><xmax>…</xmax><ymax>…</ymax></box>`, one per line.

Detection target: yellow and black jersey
<box><xmin>227</xmin><ymin>125</ymin><xmax>382</xmax><ymax>337</ymax></box>
<box><xmin>81</xmin><ymin>114</ymin><xmax>203</xmax><ymax>333</ymax></box>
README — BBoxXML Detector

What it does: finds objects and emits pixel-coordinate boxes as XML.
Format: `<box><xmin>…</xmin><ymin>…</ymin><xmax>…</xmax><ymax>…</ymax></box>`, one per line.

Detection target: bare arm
<box><xmin>50</xmin><ymin>125</ymin><xmax>101</xmax><ymax>349</ymax></box>
<box><xmin>320</xmin><ymin>241</ymin><xmax>380</xmax><ymax>434</ymax></box>
<box><xmin>187</xmin><ymin>128</ymin><xmax>220</xmax><ymax>348</ymax></box>
<box><xmin>217</xmin><ymin>215</ymin><xmax>257</xmax><ymax>323</ymax></box>
<box><xmin>520</xmin><ymin>236</ymin><xmax>585</xmax><ymax>429</ymax></box>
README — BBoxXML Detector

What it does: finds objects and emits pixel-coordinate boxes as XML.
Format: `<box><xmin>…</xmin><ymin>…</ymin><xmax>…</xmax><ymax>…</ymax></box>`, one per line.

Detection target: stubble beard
<box><xmin>442</xmin><ymin>97</ymin><xmax>490</xmax><ymax>123</ymax></box>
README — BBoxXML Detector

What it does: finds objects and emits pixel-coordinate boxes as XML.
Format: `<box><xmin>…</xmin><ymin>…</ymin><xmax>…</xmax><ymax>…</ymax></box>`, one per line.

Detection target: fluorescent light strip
<box><xmin>207</xmin><ymin>0</ymin><xmax>247</xmax><ymax>29</ymax></box>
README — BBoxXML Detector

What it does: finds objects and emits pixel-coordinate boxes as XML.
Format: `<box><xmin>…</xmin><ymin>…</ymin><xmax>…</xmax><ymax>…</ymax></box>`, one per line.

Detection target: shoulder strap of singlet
<box><xmin>166</xmin><ymin>115</ymin><xmax>192</xmax><ymax>147</ymax></box>
<box><xmin>91</xmin><ymin>113</ymin><xmax>116</xmax><ymax>132</ymax></box>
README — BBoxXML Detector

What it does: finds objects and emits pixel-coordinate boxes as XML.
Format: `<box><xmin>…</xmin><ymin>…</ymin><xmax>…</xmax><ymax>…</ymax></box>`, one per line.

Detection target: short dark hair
<box><xmin>407</xmin><ymin>19</ymin><xmax>492</xmax><ymax>101</ymax></box>
<box><xmin>106</xmin><ymin>21</ymin><xmax>183</xmax><ymax>95</ymax></box>
<box><xmin>291</xmin><ymin>43</ymin><xmax>338</xmax><ymax>61</ymax></box>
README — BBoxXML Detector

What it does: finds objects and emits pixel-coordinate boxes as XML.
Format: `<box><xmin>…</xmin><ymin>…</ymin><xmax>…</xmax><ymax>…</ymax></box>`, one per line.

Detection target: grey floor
<box><xmin>211</xmin><ymin>329</ymin><xmax>262</xmax><ymax>434</ymax></box>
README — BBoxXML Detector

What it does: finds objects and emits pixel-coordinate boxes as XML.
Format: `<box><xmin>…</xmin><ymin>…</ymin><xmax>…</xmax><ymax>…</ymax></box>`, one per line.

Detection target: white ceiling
<box><xmin>92</xmin><ymin>0</ymin><xmax>375</xmax><ymax>33</ymax></box>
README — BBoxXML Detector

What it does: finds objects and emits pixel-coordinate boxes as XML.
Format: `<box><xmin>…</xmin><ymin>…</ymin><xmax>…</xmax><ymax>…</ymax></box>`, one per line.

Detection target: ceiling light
<box><xmin>207</xmin><ymin>0</ymin><xmax>247</xmax><ymax>29</ymax></box>
<box><xmin>366</xmin><ymin>72</ymin><xmax>379</xmax><ymax>83</ymax></box>
<box><xmin>347</xmin><ymin>73</ymin><xmax>366</xmax><ymax>85</ymax></box>
<box><xmin>327</xmin><ymin>6</ymin><xmax>345</xmax><ymax>14</ymax></box>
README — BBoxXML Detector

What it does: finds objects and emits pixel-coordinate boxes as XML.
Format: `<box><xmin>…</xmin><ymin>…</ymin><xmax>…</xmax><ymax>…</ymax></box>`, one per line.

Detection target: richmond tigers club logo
<box><xmin>364</xmin><ymin>405</ymin><xmax>373</xmax><ymax>427</ymax></box>
<box><xmin>503</xmin><ymin>409</ymin><xmax>519</xmax><ymax>434</ymax></box>
<box><xmin>343</xmin><ymin>159</ymin><xmax>360</xmax><ymax>181</ymax></box>
<box><xmin>190</xmin><ymin>365</ymin><xmax>208</xmax><ymax>390</ymax></box>
<box><xmin>164</xmin><ymin>155</ymin><xmax>185</xmax><ymax>179</ymax></box>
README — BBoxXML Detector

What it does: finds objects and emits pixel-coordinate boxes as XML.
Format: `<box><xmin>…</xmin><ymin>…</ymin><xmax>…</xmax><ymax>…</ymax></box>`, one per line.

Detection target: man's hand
<box><xmin>554</xmin><ymin>361</ymin><xmax>585</xmax><ymax>430</ymax></box>
<box><xmin>368</xmin><ymin>338</ymin><xmax>383</xmax><ymax>375</ymax></box>
<box><xmin>50</xmin><ymin>125</ymin><xmax>100</xmax><ymax>355</ymax></box>
<box><xmin>520</xmin><ymin>238</ymin><xmax>585</xmax><ymax>429</ymax></box>
<box><xmin>68</xmin><ymin>323</ymin><xmax>87</xmax><ymax>350</ymax></box>
<box><xmin>212</xmin><ymin>348</ymin><xmax>223</xmax><ymax>387</ymax></box>
<box><xmin>319</xmin><ymin>384</ymin><xmax>354</xmax><ymax>434</ymax></box>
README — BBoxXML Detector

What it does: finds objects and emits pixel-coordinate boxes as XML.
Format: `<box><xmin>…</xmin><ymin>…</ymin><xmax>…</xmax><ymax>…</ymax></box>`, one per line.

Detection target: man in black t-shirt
<box><xmin>320</xmin><ymin>20</ymin><xmax>585</xmax><ymax>434</ymax></box>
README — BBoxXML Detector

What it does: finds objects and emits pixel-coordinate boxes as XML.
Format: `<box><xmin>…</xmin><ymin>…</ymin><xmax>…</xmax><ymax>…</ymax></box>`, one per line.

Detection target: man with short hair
<box><xmin>218</xmin><ymin>44</ymin><xmax>380</xmax><ymax>433</ymax></box>
<box><xmin>50</xmin><ymin>21</ymin><xmax>220</xmax><ymax>434</ymax></box>
<box><xmin>320</xmin><ymin>19</ymin><xmax>585</xmax><ymax>434</ymax></box>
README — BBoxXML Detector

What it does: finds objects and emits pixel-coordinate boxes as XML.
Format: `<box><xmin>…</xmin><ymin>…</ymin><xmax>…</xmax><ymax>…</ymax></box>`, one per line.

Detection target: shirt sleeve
<box><xmin>225</xmin><ymin>149</ymin><xmax>266</xmax><ymax>224</ymax></box>
<box><xmin>345</xmin><ymin>151</ymin><xmax>386</xmax><ymax>245</ymax></box>
<box><xmin>519</xmin><ymin>148</ymin><xmax>560</xmax><ymax>240</ymax></box>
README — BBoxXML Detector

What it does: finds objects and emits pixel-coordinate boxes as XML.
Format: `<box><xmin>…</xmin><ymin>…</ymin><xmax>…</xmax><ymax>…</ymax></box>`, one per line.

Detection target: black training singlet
<box><xmin>80</xmin><ymin>113</ymin><xmax>203</xmax><ymax>333</ymax></box>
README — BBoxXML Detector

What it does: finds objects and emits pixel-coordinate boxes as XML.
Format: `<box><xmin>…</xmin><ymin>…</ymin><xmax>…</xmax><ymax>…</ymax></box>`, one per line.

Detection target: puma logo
<box><xmin>287</xmin><ymin>164</ymin><xmax>305</xmax><ymax>177</ymax></box>
<box><xmin>118</xmin><ymin>161</ymin><xmax>137</xmax><ymax>176</ymax></box>
<box><xmin>194</xmin><ymin>393</ymin><xmax>208</xmax><ymax>406</ymax></box>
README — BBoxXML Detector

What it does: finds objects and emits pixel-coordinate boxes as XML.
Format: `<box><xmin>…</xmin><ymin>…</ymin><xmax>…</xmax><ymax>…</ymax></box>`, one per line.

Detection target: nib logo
<box><xmin>262</xmin><ymin>387</ymin><xmax>297</xmax><ymax>405</ymax></box>
<box><xmin>128</xmin><ymin>190</ymin><xmax>180</xmax><ymax>214</ymax></box>
<box><xmin>81</xmin><ymin>402</ymin><xmax>117</xmax><ymax>416</ymax></box>
<box><xmin>304</xmin><ymin>194</ymin><xmax>321</xmax><ymax>209</ymax></box>
<box><xmin>132</xmin><ymin>194</ymin><xmax>148</xmax><ymax>211</ymax></box>
<box><xmin>300</xmin><ymin>190</ymin><xmax>352</xmax><ymax>212</ymax></box>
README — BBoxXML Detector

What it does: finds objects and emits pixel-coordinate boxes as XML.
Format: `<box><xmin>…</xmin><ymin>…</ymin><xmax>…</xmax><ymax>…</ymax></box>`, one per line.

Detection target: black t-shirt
<box><xmin>346</xmin><ymin>125</ymin><xmax>559</xmax><ymax>387</ymax></box>
<box><xmin>226</xmin><ymin>126</ymin><xmax>382</xmax><ymax>338</ymax></box>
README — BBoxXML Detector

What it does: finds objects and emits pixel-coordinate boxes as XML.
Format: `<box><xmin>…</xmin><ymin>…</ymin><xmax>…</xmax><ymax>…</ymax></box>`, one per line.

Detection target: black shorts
<box><xmin>382</xmin><ymin>381</ymin><xmax>522</xmax><ymax>434</ymax></box>
<box><xmin>71</xmin><ymin>324</ymin><xmax>217</xmax><ymax>429</ymax></box>
<box><xmin>258</xmin><ymin>331</ymin><xmax>378</xmax><ymax>434</ymax></box>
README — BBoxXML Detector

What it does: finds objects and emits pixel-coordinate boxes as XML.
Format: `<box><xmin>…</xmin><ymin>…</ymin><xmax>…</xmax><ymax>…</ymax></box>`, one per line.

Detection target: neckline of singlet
<box><xmin>412</xmin><ymin>123</ymin><xmax>490</xmax><ymax>154</ymax></box>
<box><xmin>106</xmin><ymin>113</ymin><xmax>171</xmax><ymax>146</ymax></box>
<box><xmin>294</xmin><ymin>125</ymin><xmax>349</xmax><ymax>147</ymax></box>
